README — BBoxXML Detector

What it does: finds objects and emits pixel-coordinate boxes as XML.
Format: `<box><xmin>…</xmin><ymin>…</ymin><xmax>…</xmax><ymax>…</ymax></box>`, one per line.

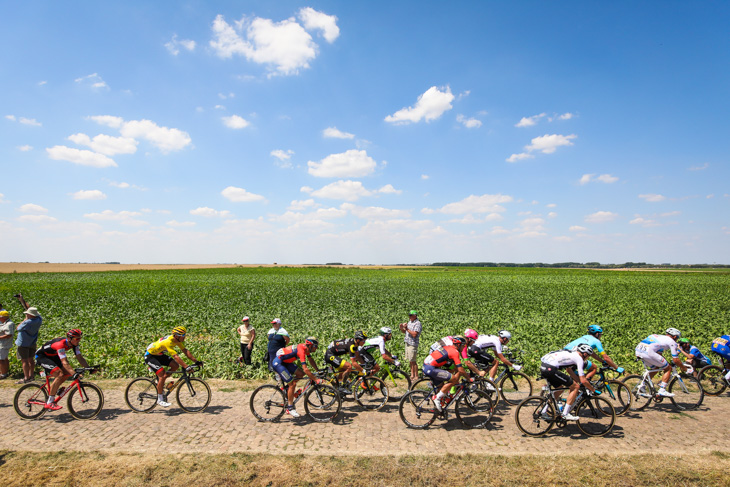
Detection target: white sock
<box><xmin>563</xmin><ymin>403</ymin><xmax>573</xmax><ymax>415</ymax></box>
<box><xmin>435</xmin><ymin>391</ymin><xmax>445</xmax><ymax>400</ymax></box>
<box><xmin>47</xmin><ymin>396</ymin><xmax>55</xmax><ymax>405</ymax></box>
<box><xmin>658</xmin><ymin>382</ymin><xmax>667</xmax><ymax>389</ymax></box>
<box><xmin>157</xmin><ymin>394</ymin><xmax>164</xmax><ymax>401</ymax></box>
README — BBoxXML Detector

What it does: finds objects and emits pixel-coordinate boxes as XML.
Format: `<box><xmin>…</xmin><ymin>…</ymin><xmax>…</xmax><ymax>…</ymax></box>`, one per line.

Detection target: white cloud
<box><xmin>222</xmin><ymin>115</ymin><xmax>250</xmax><ymax>129</ymax></box>
<box><xmin>288</xmin><ymin>199</ymin><xmax>317</xmax><ymax>211</ymax></box>
<box><xmin>629</xmin><ymin>216</ymin><xmax>660</xmax><ymax>227</ymax></box>
<box><xmin>5</xmin><ymin>115</ymin><xmax>15</xmax><ymax>121</ymax></box>
<box><xmin>421</xmin><ymin>174</ymin><xmax>430</xmax><ymax>180</ymax></box>
<box><xmin>75</xmin><ymin>73</ymin><xmax>108</xmax><ymax>90</ymax></box>
<box><xmin>556</xmin><ymin>112</ymin><xmax>574</xmax><ymax>120</ymax></box>
<box><xmin>190</xmin><ymin>207</ymin><xmax>232</xmax><ymax>218</ymax></box>
<box><xmin>377</xmin><ymin>184</ymin><xmax>401</xmax><ymax>195</ymax></box>
<box><xmin>18</xmin><ymin>145</ymin><xmax>32</xmax><ymax>151</ymax></box>
<box><xmin>110</xmin><ymin>182</ymin><xmax>130</xmax><ymax>188</ymax></box>
<box><xmin>298</xmin><ymin>7</ymin><xmax>340</xmax><ymax>43</ymax></box>
<box><xmin>20</xmin><ymin>117</ymin><xmax>42</xmax><ymax>126</ymax></box>
<box><xmin>661</xmin><ymin>211</ymin><xmax>681</xmax><ymax>217</ymax></box>
<box><xmin>569</xmin><ymin>225</ymin><xmax>587</xmax><ymax>232</ymax></box>
<box><xmin>119</xmin><ymin>119</ymin><xmax>192</xmax><ymax>153</ymax></box>
<box><xmin>688</xmin><ymin>163</ymin><xmax>709</xmax><ymax>171</ymax></box>
<box><xmin>72</xmin><ymin>190</ymin><xmax>107</xmax><ymax>200</ymax></box>
<box><xmin>507</xmin><ymin>134</ymin><xmax>577</xmax><ymax>163</ymax></box>
<box><xmin>210</xmin><ymin>13</ymin><xmax>326</xmax><ymax>76</ymax></box>
<box><xmin>17</xmin><ymin>214</ymin><xmax>57</xmax><ymax>223</ymax></box>
<box><xmin>579</xmin><ymin>173</ymin><xmax>619</xmax><ymax>185</ymax></box>
<box><xmin>19</xmin><ymin>203</ymin><xmax>48</xmax><ymax>214</ymax></box>
<box><xmin>308</xmin><ymin>150</ymin><xmax>377</xmax><ymax>178</ymax></box>
<box><xmin>221</xmin><ymin>186</ymin><xmax>267</xmax><ymax>203</ymax></box>
<box><xmin>456</xmin><ymin>114</ymin><xmax>482</xmax><ymax>128</ymax></box>
<box><xmin>506</xmin><ymin>152</ymin><xmax>534</xmax><ymax>163</ymax></box>
<box><xmin>271</xmin><ymin>149</ymin><xmax>294</xmax><ymax>161</ymax></box>
<box><xmin>515</xmin><ymin>113</ymin><xmax>546</xmax><ymax>128</ymax></box>
<box><xmin>548</xmin><ymin>212</ymin><xmax>557</xmax><ymax>218</ymax></box>
<box><xmin>432</xmin><ymin>194</ymin><xmax>513</xmax><ymax>215</ymax></box>
<box><xmin>84</xmin><ymin>210</ymin><xmax>148</xmax><ymax>226</ymax></box>
<box><xmin>302</xmin><ymin>180</ymin><xmax>374</xmax><ymax>201</ymax></box>
<box><xmin>88</xmin><ymin>115</ymin><xmax>124</xmax><ymax>129</ymax></box>
<box><xmin>0</xmin><ymin>193</ymin><xmax>4</xmax><ymax>203</ymax></box>
<box><xmin>67</xmin><ymin>133</ymin><xmax>138</xmax><ymax>156</ymax></box>
<box><xmin>639</xmin><ymin>193</ymin><xmax>666</xmax><ymax>202</ymax></box>
<box><xmin>341</xmin><ymin>203</ymin><xmax>411</xmax><ymax>220</ymax></box>
<box><xmin>166</xmin><ymin>220</ymin><xmax>196</xmax><ymax>227</ymax></box>
<box><xmin>46</xmin><ymin>146</ymin><xmax>117</xmax><ymax>168</ymax></box>
<box><xmin>385</xmin><ymin>86</ymin><xmax>454</xmax><ymax>124</ymax></box>
<box><xmin>165</xmin><ymin>34</ymin><xmax>196</xmax><ymax>55</ymax></box>
<box><xmin>546</xmin><ymin>203</ymin><xmax>557</xmax><ymax>208</ymax></box>
<box><xmin>585</xmin><ymin>211</ymin><xmax>618</xmax><ymax>223</ymax></box>
<box><xmin>322</xmin><ymin>127</ymin><xmax>354</xmax><ymax>139</ymax></box>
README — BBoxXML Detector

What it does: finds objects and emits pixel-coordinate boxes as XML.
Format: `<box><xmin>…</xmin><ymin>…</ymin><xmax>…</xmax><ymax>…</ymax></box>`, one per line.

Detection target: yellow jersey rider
<box><xmin>144</xmin><ymin>326</ymin><xmax>201</xmax><ymax>407</ymax></box>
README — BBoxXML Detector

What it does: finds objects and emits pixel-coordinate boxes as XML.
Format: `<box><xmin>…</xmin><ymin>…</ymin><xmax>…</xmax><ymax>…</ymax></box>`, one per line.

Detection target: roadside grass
<box><xmin>1</xmin><ymin>451</ymin><xmax>728</xmax><ymax>487</ymax></box>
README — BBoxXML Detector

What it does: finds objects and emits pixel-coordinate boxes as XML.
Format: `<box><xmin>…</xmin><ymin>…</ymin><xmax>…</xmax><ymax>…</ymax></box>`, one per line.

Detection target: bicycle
<box><xmin>14</xmin><ymin>366</ymin><xmax>103</xmax><ymax>420</ymax></box>
<box><xmin>590</xmin><ymin>365</ymin><xmax>632</xmax><ymax>416</ymax></box>
<box><xmin>410</xmin><ymin>362</ymin><xmax>499</xmax><ymax>408</ymax></box>
<box><xmin>125</xmin><ymin>363</ymin><xmax>211</xmax><ymax>413</ymax></box>
<box><xmin>374</xmin><ymin>356</ymin><xmax>411</xmax><ymax>401</ymax></box>
<box><xmin>514</xmin><ymin>382</ymin><xmax>616</xmax><ymax>437</ymax></box>
<box><xmin>623</xmin><ymin>360</ymin><xmax>704</xmax><ymax>412</ymax></box>
<box><xmin>697</xmin><ymin>355</ymin><xmax>730</xmax><ymax>396</ymax></box>
<box><xmin>249</xmin><ymin>369</ymin><xmax>341</xmax><ymax>422</ymax></box>
<box><xmin>325</xmin><ymin>363</ymin><xmax>389</xmax><ymax>410</ymax></box>
<box><xmin>398</xmin><ymin>378</ymin><xmax>494</xmax><ymax>429</ymax></box>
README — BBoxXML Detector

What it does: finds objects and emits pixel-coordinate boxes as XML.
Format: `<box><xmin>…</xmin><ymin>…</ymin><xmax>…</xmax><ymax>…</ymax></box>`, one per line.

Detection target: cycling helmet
<box><xmin>305</xmin><ymin>337</ymin><xmax>319</xmax><ymax>348</ymax></box>
<box><xmin>677</xmin><ymin>338</ymin><xmax>690</xmax><ymax>348</ymax></box>
<box><xmin>464</xmin><ymin>328</ymin><xmax>478</xmax><ymax>340</ymax></box>
<box><xmin>451</xmin><ymin>336</ymin><xmax>466</xmax><ymax>346</ymax></box>
<box><xmin>172</xmin><ymin>326</ymin><xmax>187</xmax><ymax>337</ymax></box>
<box><xmin>576</xmin><ymin>343</ymin><xmax>593</xmax><ymax>355</ymax></box>
<box><xmin>354</xmin><ymin>330</ymin><xmax>367</xmax><ymax>341</ymax></box>
<box><xmin>666</xmin><ymin>327</ymin><xmax>681</xmax><ymax>338</ymax></box>
<box><xmin>587</xmin><ymin>324</ymin><xmax>603</xmax><ymax>335</ymax></box>
<box><xmin>498</xmin><ymin>330</ymin><xmax>512</xmax><ymax>340</ymax></box>
<box><xmin>66</xmin><ymin>328</ymin><xmax>83</xmax><ymax>339</ymax></box>
<box><xmin>379</xmin><ymin>326</ymin><xmax>392</xmax><ymax>336</ymax></box>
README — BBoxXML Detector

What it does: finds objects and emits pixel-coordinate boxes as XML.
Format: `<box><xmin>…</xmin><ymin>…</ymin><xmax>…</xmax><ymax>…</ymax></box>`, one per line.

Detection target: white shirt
<box><xmin>474</xmin><ymin>335</ymin><xmax>503</xmax><ymax>354</ymax></box>
<box><xmin>636</xmin><ymin>334</ymin><xmax>680</xmax><ymax>357</ymax></box>
<box><xmin>540</xmin><ymin>350</ymin><xmax>585</xmax><ymax>376</ymax></box>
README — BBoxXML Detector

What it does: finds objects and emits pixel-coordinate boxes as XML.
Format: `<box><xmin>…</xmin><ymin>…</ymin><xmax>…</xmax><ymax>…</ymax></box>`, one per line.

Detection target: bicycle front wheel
<box><xmin>67</xmin><ymin>382</ymin><xmax>104</xmax><ymax>420</ymax></box>
<box><xmin>623</xmin><ymin>374</ymin><xmax>653</xmax><ymax>411</ymax></box>
<box><xmin>398</xmin><ymin>390</ymin><xmax>437</xmax><ymax>429</ymax></box>
<box><xmin>575</xmin><ymin>396</ymin><xmax>615</xmax><ymax>437</ymax></box>
<box><xmin>499</xmin><ymin>371</ymin><xmax>533</xmax><ymax>406</ymax></box>
<box><xmin>249</xmin><ymin>384</ymin><xmax>286</xmax><ymax>421</ymax></box>
<box><xmin>381</xmin><ymin>369</ymin><xmax>411</xmax><ymax>401</ymax></box>
<box><xmin>125</xmin><ymin>378</ymin><xmax>158</xmax><ymax>413</ymax></box>
<box><xmin>354</xmin><ymin>377</ymin><xmax>389</xmax><ymax>410</ymax></box>
<box><xmin>601</xmin><ymin>380</ymin><xmax>632</xmax><ymax>416</ymax></box>
<box><xmin>455</xmin><ymin>390</ymin><xmax>494</xmax><ymax>428</ymax></box>
<box><xmin>698</xmin><ymin>365</ymin><xmax>727</xmax><ymax>396</ymax></box>
<box><xmin>14</xmin><ymin>383</ymin><xmax>48</xmax><ymax>420</ymax></box>
<box><xmin>668</xmin><ymin>374</ymin><xmax>704</xmax><ymax>411</ymax></box>
<box><xmin>303</xmin><ymin>383</ymin><xmax>341</xmax><ymax>422</ymax></box>
<box><xmin>409</xmin><ymin>377</ymin><xmax>434</xmax><ymax>393</ymax></box>
<box><xmin>177</xmin><ymin>378</ymin><xmax>212</xmax><ymax>413</ymax></box>
<box><xmin>474</xmin><ymin>377</ymin><xmax>500</xmax><ymax>408</ymax></box>
<box><xmin>514</xmin><ymin>396</ymin><xmax>555</xmax><ymax>437</ymax></box>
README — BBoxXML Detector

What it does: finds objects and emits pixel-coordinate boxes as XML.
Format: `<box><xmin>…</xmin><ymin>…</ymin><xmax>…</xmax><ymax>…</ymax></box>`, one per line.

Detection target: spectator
<box><xmin>236</xmin><ymin>316</ymin><xmax>256</xmax><ymax>366</ymax></box>
<box><xmin>401</xmin><ymin>310</ymin><xmax>422</xmax><ymax>381</ymax></box>
<box><xmin>266</xmin><ymin>318</ymin><xmax>290</xmax><ymax>372</ymax></box>
<box><xmin>0</xmin><ymin>310</ymin><xmax>15</xmax><ymax>379</ymax></box>
<box><xmin>15</xmin><ymin>301</ymin><xmax>42</xmax><ymax>384</ymax></box>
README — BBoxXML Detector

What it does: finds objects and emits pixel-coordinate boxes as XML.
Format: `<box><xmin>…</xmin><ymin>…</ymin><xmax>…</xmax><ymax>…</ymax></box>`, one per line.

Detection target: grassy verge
<box><xmin>1</xmin><ymin>451</ymin><xmax>729</xmax><ymax>487</ymax></box>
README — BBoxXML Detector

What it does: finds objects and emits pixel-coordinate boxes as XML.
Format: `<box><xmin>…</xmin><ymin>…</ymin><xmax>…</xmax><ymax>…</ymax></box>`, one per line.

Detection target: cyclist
<box><xmin>422</xmin><ymin>335</ymin><xmax>471</xmax><ymax>412</ymax></box>
<box><xmin>35</xmin><ymin>329</ymin><xmax>91</xmax><ymax>410</ymax></box>
<box><xmin>359</xmin><ymin>327</ymin><xmax>399</xmax><ymax>372</ymax></box>
<box><xmin>564</xmin><ymin>325</ymin><xmax>623</xmax><ymax>380</ymax></box>
<box><xmin>678</xmin><ymin>338</ymin><xmax>711</xmax><ymax>377</ymax></box>
<box><xmin>324</xmin><ymin>331</ymin><xmax>367</xmax><ymax>393</ymax></box>
<box><xmin>634</xmin><ymin>328</ymin><xmax>689</xmax><ymax>397</ymax></box>
<box><xmin>144</xmin><ymin>326</ymin><xmax>202</xmax><ymax>407</ymax></box>
<box><xmin>710</xmin><ymin>334</ymin><xmax>730</xmax><ymax>385</ymax></box>
<box><xmin>271</xmin><ymin>337</ymin><xmax>322</xmax><ymax>418</ymax></box>
<box><xmin>468</xmin><ymin>330</ymin><xmax>522</xmax><ymax>382</ymax></box>
<box><xmin>540</xmin><ymin>343</ymin><xmax>598</xmax><ymax>421</ymax></box>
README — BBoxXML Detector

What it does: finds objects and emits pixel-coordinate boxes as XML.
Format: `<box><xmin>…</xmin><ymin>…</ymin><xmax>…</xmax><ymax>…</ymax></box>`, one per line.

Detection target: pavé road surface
<box><xmin>2</xmin><ymin>382</ymin><xmax>728</xmax><ymax>456</ymax></box>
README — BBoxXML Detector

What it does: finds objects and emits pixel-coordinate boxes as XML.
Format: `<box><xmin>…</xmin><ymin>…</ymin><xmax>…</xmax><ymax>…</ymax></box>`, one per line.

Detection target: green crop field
<box><xmin>1</xmin><ymin>267</ymin><xmax>728</xmax><ymax>379</ymax></box>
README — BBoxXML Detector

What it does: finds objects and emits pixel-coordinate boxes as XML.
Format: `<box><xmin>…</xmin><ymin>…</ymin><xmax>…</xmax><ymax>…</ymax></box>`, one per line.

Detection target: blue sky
<box><xmin>1</xmin><ymin>1</ymin><xmax>728</xmax><ymax>264</ymax></box>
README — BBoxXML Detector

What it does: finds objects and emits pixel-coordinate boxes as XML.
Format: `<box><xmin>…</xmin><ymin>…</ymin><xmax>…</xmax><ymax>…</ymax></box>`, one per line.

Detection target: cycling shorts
<box><xmin>422</xmin><ymin>364</ymin><xmax>452</xmax><ymax>386</ymax></box>
<box><xmin>37</xmin><ymin>354</ymin><xmax>63</xmax><ymax>374</ymax></box>
<box><xmin>540</xmin><ymin>363</ymin><xmax>573</xmax><ymax>388</ymax></box>
<box><xmin>360</xmin><ymin>350</ymin><xmax>376</xmax><ymax>366</ymax></box>
<box><xmin>690</xmin><ymin>357</ymin><xmax>711</xmax><ymax>370</ymax></box>
<box><xmin>467</xmin><ymin>345</ymin><xmax>494</xmax><ymax>367</ymax></box>
<box><xmin>144</xmin><ymin>353</ymin><xmax>174</xmax><ymax>375</ymax></box>
<box><xmin>635</xmin><ymin>347</ymin><xmax>668</xmax><ymax>369</ymax></box>
<box><xmin>271</xmin><ymin>357</ymin><xmax>298</xmax><ymax>383</ymax></box>
<box><xmin>324</xmin><ymin>351</ymin><xmax>348</xmax><ymax>371</ymax></box>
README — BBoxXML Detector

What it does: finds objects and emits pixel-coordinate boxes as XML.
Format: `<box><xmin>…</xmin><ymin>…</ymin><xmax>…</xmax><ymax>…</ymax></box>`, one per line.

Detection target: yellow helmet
<box><xmin>172</xmin><ymin>326</ymin><xmax>187</xmax><ymax>337</ymax></box>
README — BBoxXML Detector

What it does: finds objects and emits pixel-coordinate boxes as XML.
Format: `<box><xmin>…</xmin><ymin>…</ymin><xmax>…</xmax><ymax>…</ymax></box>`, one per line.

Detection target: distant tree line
<box><xmin>421</xmin><ymin>262</ymin><xmax>730</xmax><ymax>269</ymax></box>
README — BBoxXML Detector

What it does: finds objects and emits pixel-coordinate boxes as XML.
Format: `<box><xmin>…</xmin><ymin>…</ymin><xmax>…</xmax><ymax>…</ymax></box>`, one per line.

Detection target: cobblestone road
<box><xmin>1</xmin><ymin>382</ymin><xmax>728</xmax><ymax>456</ymax></box>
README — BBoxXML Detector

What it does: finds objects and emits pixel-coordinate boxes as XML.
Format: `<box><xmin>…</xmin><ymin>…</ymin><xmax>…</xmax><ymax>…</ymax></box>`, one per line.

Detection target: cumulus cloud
<box><xmin>322</xmin><ymin>127</ymin><xmax>354</xmax><ymax>139</ymax></box>
<box><xmin>639</xmin><ymin>193</ymin><xmax>666</xmax><ymax>202</ymax></box>
<box><xmin>210</xmin><ymin>9</ymin><xmax>338</xmax><ymax>76</ymax></box>
<box><xmin>288</xmin><ymin>199</ymin><xmax>317</xmax><ymax>211</ymax></box>
<box><xmin>89</xmin><ymin>115</ymin><xmax>124</xmax><ymax>128</ymax></box>
<box><xmin>17</xmin><ymin>214</ymin><xmax>57</xmax><ymax>223</ymax></box>
<box><xmin>72</xmin><ymin>190</ymin><xmax>107</xmax><ymax>200</ymax></box>
<box><xmin>165</xmin><ymin>34</ymin><xmax>196</xmax><ymax>55</ymax></box>
<box><xmin>507</xmin><ymin>133</ymin><xmax>577</xmax><ymax>162</ymax></box>
<box><xmin>271</xmin><ymin>149</ymin><xmax>294</xmax><ymax>161</ymax></box>
<box><xmin>302</xmin><ymin>180</ymin><xmax>375</xmax><ymax>201</ymax></box>
<box><xmin>506</xmin><ymin>153</ymin><xmax>534</xmax><ymax>163</ymax></box>
<box><xmin>385</xmin><ymin>86</ymin><xmax>454</xmax><ymax>124</ymax></box>
<box><xmin>46</xmin><ymin>146</ymin><xmax>117</xmax><ymax>168</ymax></box>
<box><xmin>579</xmin><ymin>173</ymin><xmax>619</xmax><ymax>185</ymax></box>
<box><xmin>19</xmin><ymin>203</ymin><xmax>48</xmax><ymax>214</ymax></box>
<box><xmin>456</xmin><ymin>114</ymin><xmax>482</xmax><ymax>128</ymax></box>
<box><xmin>308</xmin><ymin>150</ymin><xmax>377</xmax><ymax>178</ymax></box>
<box><xmin>6</xmin><ymin>115</ymin><xmax>42</xmax><ymax>126</ymax></box>
<box><xmin>427</xmin><ymin>194</ymin><xmax>513</xmax><ymax>215</ymax></box>
<box><xmin>629</xmin><ymin>216</ymin><xmax>660</xmax><ymax>227</ymax></box>
<box><xmin>67</xmin><ymin>133</ymin><xmax>138</xmax><ymax>156</ymax></box>
<box><xmin>515</xmin><ymin>113</ymin><xmax>546</xmax><ymax>128</ymax></box>
<box><xmin>75</xmin><ymin>73</ymin><xmax>109</xmax><ymax>90</ymax></box>
<box><xmin>377</xmin><ymin>184</ymin><xmax>401</xmax><ymax>195</ymax></box>
<box><xmin>83</xmin><ymin>210</ymin><xmax>147</xmax><ymax>226</ymax></box>
<box><xmin>190</xmin><ymin>207</ymin><xmax>232</xmax><ymax>218</ymax></box>
<box><xmin>110</xmin><ymin>182</ymin><xmax>130</xmax><ymax>188</ymax></box>
<box><xmin>222</xmin><ymin>115</ymin><xmax>250</xmax><ymax>129</ymax></box>
<box><xmin>340</xmin><ymin>203</ymin><xmax>411</xmax><ymax>220</ymax></box>
<box><xmin>569</xmin><ymin>225</ymin><xmax>587</xmax><ymax>232</ymax></box>
<box><xmin>119</xmin><ymin>119</ymin><xmax>192</xmax><ymax>152</ymax></box>
<box><xmin>221</xmin><ymin>186</ymin><xmax>267</xmax><ymax>203</ymax></box>
<box><xmin>585</xmin><ymin>211</ymin><xmax>618</xmax><ymax>223</ymax></box>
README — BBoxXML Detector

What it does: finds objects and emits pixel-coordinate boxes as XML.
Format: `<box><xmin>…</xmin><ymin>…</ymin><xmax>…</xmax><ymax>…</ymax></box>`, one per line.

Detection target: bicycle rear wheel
<box><xmin>398</xmin><ymin>390</ymin><xmax>437</xmax><ymax>429</ymax></box>
<box><xmin>499</xmin><ymin>371</ymin><xmax>533</xmax><ymax>406</ymax></box>
<box><xmin>575</xmin><ymin>396</ymin><xmax>615</xmax><ymax>436</ymax></box>
<box><xmin>249</xmin><ymin>384</ymin><xmax>286</xmax><ymax>421</ymax></box>
<box><xmin>668</xmin><ymin>374</ymin><xmax>703</xmax><ymax>411</ymax></box>
<box><xmin>13</xmin><ymin>383</ymin><xmax>49</xmax><ymax>420</ymax></box>
<box><xmin>67</xmin><ymin>382</ymin><xmax>104</xmax><ymax>420</ymax></box>
<box><xmin>697</xmin><ymin>365</ymin><xmax>727</xmax><ymax>396</ymax></box>
<box><xmin>381</xmin><ymin>369</ymin><xmax>411</xmax><ymax>401</ymax></box>
<box><xmin>455</xmin><ymin>390</ymin><xmax>494</xmax><ymax>428</ymax></box>
<box><xmin>622</xmin><ymin>374</ymin><xmax>653</xmax><ymax>411</ymax></box>
<box><xmin>601</xmin><ymin>380</ymin><xmax>632</xmax><ymax>416</ymax></box>
<box><xmin>176</xmin><ymin>378</ymin><xmax>212</xmax><ymax>413</ymax></box>
<box><xmin>125</xmin><ymin>378</ymin><xmax>158</xmax><ymax>413</ymax></box>
<box><xmin>303</xmin><ymin>383</ymin><xmax>341</xmax><ymax>422</ymax></box>
<box><xmin>514</xmin><ymin>396</ymin><xmax>555</xmax><ymax>437</ymax></box>
<box><xmin>354</xmin><ymin>377</ymin><xmax>389</xmax><ymax>410</ymax></box>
